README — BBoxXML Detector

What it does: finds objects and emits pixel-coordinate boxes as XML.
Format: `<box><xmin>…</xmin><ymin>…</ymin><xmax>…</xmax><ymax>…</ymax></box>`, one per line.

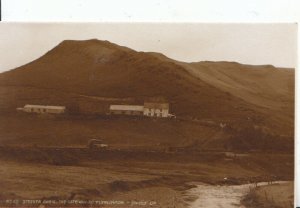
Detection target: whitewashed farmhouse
<box><xmin>143</xmin><ymin>102</ymin><xmax>169</xmax><ymax>117</ymax></box>
<box><xmin>17</xmin><ymin>104</ymin><xmax>66</xmax><ymax>114</ymax></box>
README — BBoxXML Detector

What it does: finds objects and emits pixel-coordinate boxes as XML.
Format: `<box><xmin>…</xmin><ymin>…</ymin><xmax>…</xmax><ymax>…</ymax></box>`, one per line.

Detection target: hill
<box><xmin>0</xmin><ymin>39</ymin><xmax>294</xmax><ymax>151</ymax></box>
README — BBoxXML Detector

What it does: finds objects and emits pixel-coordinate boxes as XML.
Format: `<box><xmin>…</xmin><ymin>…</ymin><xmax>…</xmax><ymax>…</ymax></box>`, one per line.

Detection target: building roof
<box><xmin>144</xmin><ymin>102</ymin><xmax>169</xmax><ymax>109</ymax></box>
<box><xmin>24</xmin><ymin>104</ymin><xmax>66</xmax><ymax>110</ymax></box>
<box><xmin>110</xmin><ymin>105</ymin><xmax>144</xmax><ymax>111</ymax></box>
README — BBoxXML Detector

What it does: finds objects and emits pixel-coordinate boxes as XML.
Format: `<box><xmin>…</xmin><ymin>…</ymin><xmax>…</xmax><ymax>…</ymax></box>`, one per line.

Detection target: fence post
<box><xmin>264</xmin><ymin>191</ymin><xmax>268</xmax><ymax>202</ymax></box>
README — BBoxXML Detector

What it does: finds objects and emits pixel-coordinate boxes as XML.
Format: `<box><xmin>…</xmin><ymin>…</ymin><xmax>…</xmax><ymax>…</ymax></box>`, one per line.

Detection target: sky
<box><xmin>0</xmin><ymin>23</ymin><xmax>297</xmax><ymax>72</ymax></box>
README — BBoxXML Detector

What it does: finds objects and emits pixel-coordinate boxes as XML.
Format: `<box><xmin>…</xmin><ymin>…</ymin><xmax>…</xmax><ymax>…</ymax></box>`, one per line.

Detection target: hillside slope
<box><xmin>0</xmin><ymin>40</ymin><xmax>263</xmax><ymax>118</ymax></box>
<box><xmin>0</xmin><ymin>39</ymin><xmax>295</xmax><ymax>150</ymax></box>
<box><xmin>149</xmin><ymin>52</ymin><xmax>294</xmax><ymax>127</ymax></box>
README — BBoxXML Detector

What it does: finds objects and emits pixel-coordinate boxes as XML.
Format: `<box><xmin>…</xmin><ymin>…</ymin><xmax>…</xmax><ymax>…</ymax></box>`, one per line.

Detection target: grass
<box><xmin>241</xmin><ymin>182</ymin><xmax>294</xmax><ymax>208</ymax></box>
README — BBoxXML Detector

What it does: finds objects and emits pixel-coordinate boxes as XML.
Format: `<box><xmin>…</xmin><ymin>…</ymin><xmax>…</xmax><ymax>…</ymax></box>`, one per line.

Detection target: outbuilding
<box><xmin>109</xmin><ymin>102</ymin><xmax>172</xmax><ymax>118</ymax></box>
<box><xmin>17</xmin><ymin>104</ymin><xmax>66</xmax><ymax>114</ymax></box>
<box><xmin>109</xmin><ymin>105</ymin><xmax>144</xmax><ymax>116</ymax></box>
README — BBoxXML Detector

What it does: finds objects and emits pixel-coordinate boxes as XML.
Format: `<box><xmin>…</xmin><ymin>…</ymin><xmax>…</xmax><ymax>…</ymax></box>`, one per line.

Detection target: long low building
<box><xmin>109</xmin><ymin>102</ymin><xmax>174</xmax><ymax>118</ymax></box>
<box><xmin>109</xmin><ymin>105</ymin><xmax>144</xmax><ymax>116</ymax></box>
<box><xmin>17</xmin><ymin>104</ymin><xmax>66</xmax><ymax>114</ymax></box>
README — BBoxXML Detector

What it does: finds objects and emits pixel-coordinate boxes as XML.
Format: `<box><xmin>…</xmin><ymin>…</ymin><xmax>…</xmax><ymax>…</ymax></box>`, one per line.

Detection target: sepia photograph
<box><xmin>0</xmin><ymin>23</ymin><xmax>296</xmax><ymax>207</ymax></box>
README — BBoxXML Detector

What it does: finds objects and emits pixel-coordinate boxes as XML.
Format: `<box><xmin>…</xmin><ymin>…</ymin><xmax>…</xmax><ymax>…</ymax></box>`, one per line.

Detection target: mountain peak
<box><xmin>56</xmin><ymin>39</ymin><xmax>134</xmax><ymax>53</ymax></box>
<box><xmin>38</xmin><ymin>39</ymin><xmax>137</xmax><ymax>65</ymax></box>
<box><xmin>59</xmin><ymin>39</ymin><xmax>112</xmax><ymax>46</ymax></box>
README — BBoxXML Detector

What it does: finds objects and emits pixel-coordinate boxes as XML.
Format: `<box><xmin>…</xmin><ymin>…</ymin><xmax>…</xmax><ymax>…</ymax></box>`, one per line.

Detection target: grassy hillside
<box><xmin>0</xmin><ymin>39</ymin><xmax>294</xmax><ymax>151</ymax></box>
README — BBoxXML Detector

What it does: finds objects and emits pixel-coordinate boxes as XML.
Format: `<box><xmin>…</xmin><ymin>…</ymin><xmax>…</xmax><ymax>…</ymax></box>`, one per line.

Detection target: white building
<box><xmin>109</xmin><ymin>105</ymin><xmax>144</xmax><ymax>116</ymax></box>
<box><xmin>17</xmin><ymin>104</ymin><xmax>66</xmax><ymax>114</ymax></box>
<box><xmin>109</xmin><ymin>102</ymin><xmax>173</xmax><ymax>118</ymax></box>
<box><xmin>143</xmin><ymin>102</ymin><xmax>170</xmax><ymax>117</ymax></box>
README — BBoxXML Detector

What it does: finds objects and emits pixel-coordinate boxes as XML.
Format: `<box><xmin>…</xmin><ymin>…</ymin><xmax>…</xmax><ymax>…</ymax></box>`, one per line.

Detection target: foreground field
<box><xmin>0</xmin><ymin>144</ymin><xmax>294</xmax><ymax>207</ymax></box>
<box><xmin>0</xmin><ymin>114</ymin><xmax>294</xmax><ymax>153</ymax></box>
<box><xmin>0</xmin><ymin>159</ymin><xmax>186</xmax><ymax>207</ymax></box>
<box><xmin>0</xmin><ymin>113</ymin><xmax>294</xmax><ymax>207</ymax></box>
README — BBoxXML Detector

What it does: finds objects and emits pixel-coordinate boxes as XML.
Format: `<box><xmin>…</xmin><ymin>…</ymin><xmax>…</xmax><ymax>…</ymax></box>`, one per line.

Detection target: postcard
<box><xmin>0</xmin><ymin>23</ymin><xmax>296</xmax><ymax>208</ymax></box>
